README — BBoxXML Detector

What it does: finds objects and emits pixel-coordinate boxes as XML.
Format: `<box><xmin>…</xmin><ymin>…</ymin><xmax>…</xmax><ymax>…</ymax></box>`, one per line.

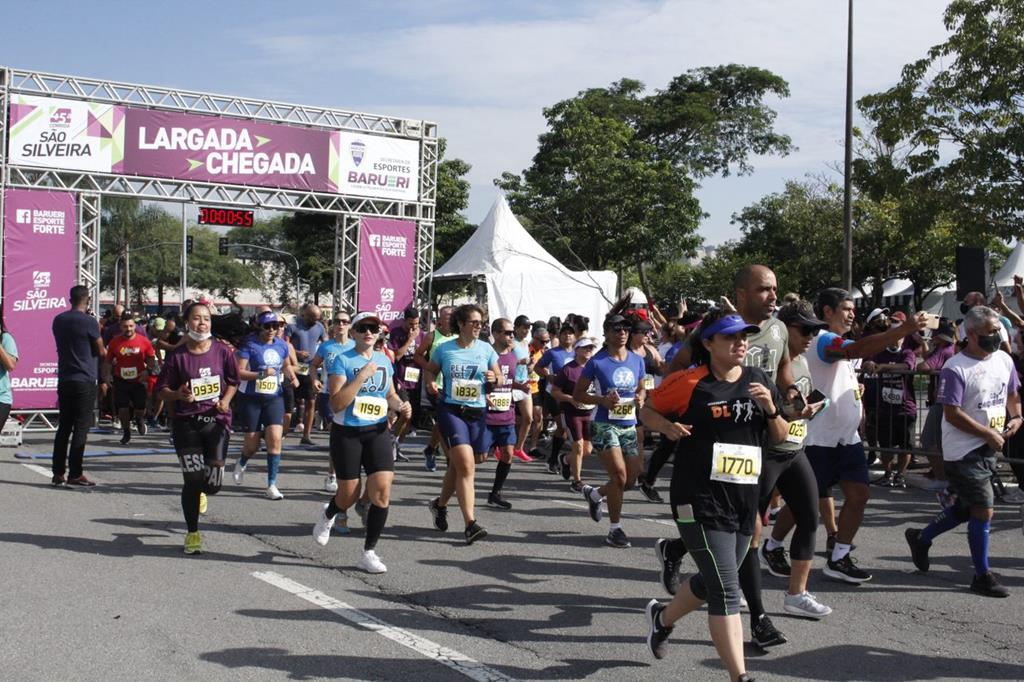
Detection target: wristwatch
<box><xmin>766</xmin><ymin>408</ymin><xmax>781</xmax><ymax>420</ymax></box>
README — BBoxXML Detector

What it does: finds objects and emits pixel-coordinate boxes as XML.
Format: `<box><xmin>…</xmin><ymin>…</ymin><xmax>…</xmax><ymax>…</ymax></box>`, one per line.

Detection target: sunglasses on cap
<box><xmin>354</xmin><ymin>323</ymin><xmax>381</xmax><ymax>334</ymax></box>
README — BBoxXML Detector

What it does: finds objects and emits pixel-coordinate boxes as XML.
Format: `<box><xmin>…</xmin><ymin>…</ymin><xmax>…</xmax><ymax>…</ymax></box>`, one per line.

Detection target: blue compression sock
<box><xmin>920</xmin><ymin>507</ymin><xmax>962</xmax><ymax>544</ymax></box>
<box><xmin>966</xmin><ymin>518</ymin><xmax>990</xmax><ymax>576</ymax></box>
<box><xmin>267</xmin><ymin>454</ymin><xmax>281</xmax><ymax>487</ymax></box>
<box><xmin>238</xmin><ymin>455</ymin><xmax>250</xmax><ymax>468</ymax></box>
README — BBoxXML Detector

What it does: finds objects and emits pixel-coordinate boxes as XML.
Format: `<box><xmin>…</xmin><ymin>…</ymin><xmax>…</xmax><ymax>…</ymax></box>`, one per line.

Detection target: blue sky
<box><xmin>2</xmin><ymin>0</ymin><xmax>950</xmax><ymax>246</ymax></box>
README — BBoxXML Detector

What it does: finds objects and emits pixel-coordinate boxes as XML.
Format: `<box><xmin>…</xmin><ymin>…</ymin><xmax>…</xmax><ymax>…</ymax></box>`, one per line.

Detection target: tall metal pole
<box><xmin>842</xmin><ymin>0</ymin><xmax>854</xmax><ymax>291</ymax></box>
<box><xmin>181</xmin><ymin>203</ymin><xmax>188</xmax><ymax>306</ymax></box>
<box><xmin>125</xmin><ymin>244</ymin><xmax>131</xmax><ymax>308</ymax></box>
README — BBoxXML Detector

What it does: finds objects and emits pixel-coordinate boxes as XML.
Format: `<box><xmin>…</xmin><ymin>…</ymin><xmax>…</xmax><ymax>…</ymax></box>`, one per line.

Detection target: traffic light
<box><xmin>186</xmin><ymin>235</ymin><xmax>194</xmax><ymax>254</ymax></box>
<box><xmin>218</xmin><ymin>237</ymin><xmax>229</xmax><ymax>256</ymax></box>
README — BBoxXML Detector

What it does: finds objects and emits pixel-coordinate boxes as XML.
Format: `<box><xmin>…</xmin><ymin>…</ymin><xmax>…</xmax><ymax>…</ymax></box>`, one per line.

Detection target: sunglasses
<box><xmin>495</xmin><ymin>329</ymin><xmax>514</xmax><ymax>335</ymax></box>
<box><xmin>334</xmin><ymin>318</ymin><xmax>350</xmax><ymax>325</ymax></box>
<box><xmin>793</xmin><ymin>326</ymin><xmax>820</xmax><ymax>337</ymax></box>
<box><xmin>464</xmin><ymin>319</ymin><xmax>484</xmax><ymax>327</ymax></box>
<box><xmin>261</xmin><ymin>322</ymin><xmax>281</xmax><ymax>330</ymax></box>
<box><xmin>354</xmin><ymin>324</ymin><xmax>380</xmax><ymax>334</ymax></box>
<box><xmin>609</xmin><ymin>325</ymin><xmax>631</xmax><ymax>333</ymax></box>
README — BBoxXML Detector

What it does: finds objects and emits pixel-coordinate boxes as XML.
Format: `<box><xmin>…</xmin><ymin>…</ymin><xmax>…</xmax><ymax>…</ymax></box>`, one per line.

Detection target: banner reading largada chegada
<box><xmin>7</xmin><ymin>94</ymin><xmax>421</xmax><ymax>201</ymax></box>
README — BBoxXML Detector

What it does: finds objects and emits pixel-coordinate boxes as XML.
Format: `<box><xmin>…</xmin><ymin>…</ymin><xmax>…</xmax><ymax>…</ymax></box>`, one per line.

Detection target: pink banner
<box><xmin>2</xmin><ymin>189</ymin><xmax>78</xmax><ymax>409</ymax></box>
<box><xmin>356</xmin><ymin>218</ymin><xmax>417</xmax><ymax>324</ymax></box>
<box><xmin>123</xmin><ymin>108</ymin><xmax>333</xmax><ymax>192</ymax></box>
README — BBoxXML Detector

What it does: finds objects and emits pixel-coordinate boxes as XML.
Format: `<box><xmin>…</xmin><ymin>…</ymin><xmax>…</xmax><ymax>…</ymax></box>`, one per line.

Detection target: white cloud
<box><xmin>248</xmin><ymin>0</ymin><xmax>951</xmax><ymax>242</ymax></box>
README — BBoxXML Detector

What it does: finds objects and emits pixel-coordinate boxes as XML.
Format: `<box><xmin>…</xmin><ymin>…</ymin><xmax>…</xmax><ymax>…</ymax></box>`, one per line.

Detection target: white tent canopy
<box><xmin>993</xmin><ymin>241</ymin><xmax>1024</xmax><ymax>287</ymax></box>
<box><xmin>433</xmin><ymin>196</ymin><xmax>617</xmax><ymax>327</ymax></box>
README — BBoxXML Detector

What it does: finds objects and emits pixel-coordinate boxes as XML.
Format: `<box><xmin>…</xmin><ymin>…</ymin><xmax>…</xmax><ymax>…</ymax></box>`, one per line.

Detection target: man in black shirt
<box><xmin>51</xmin><ymin>285</ymin><xmax>104</xmax><ymax>486</ymax></box>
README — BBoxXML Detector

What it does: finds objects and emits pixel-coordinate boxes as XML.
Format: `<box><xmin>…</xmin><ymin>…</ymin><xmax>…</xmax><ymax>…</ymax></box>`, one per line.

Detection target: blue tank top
<box><xmin>237</xmin><ymin>335</ymin><xmax>289</xmax><ymax>397</ymax></box>
<box><xmin>328</xmin><ymin>348</ymin><xmax>394</xmax><ymax>426</ymax></box>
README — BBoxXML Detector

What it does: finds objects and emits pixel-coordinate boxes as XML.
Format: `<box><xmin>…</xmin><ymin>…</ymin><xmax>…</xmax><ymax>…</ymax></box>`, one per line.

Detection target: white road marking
<box><xmin>21</xmin><ymin>463</ymin><xmax>53</xmax><ymax>478</ymax></box>
<box><xmin>551</xmin><ymin>499</ymin><xmax>677</xmax><ymax>527</ymax></box>
<box><xmin>252</xmin><ymin>571</ymin><xmax>517</xmax><ymax>682</ymax></box>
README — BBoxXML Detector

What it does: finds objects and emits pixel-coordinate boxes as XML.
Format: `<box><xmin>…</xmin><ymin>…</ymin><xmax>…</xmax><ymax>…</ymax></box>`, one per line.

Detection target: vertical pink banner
<box><xmin>356</xmin><ymin>217</ymin><xmax>417</xmax><ymax>325</ymax></box>
<box><xmin>2</xmin><ymin>189</ymin><xmax>78</xmax><ymax>409</ymax></box>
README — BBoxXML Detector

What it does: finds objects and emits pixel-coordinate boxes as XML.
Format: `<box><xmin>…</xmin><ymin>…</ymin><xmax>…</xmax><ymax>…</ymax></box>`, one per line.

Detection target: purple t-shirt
<box><xmin>156</xmin><ymin>340</ymin><xmax>240</xmax><ymax>427</ymax></box>
<box><xmin>924</xmin><ymin>344</ymin><xmax>955</xmax><ymax>404</ymax></box>
<box><xmin>486</xmin><ymin>350</ymin><xmax>518</xmax><ymax>426</ymax></box>
<box><xmin>555</xmin><ymin>360</ymin><xmax>596</xmax><ymax>418</ymax></box>
<box><xmin>389</xmin><ymin>324</ymin><xmax>426</xmax><ymax>390</ymax></box>
<box><xmin>870</xmin><ymin>347</ymin><xmax>918</xmax><ymax>416</ymax></box>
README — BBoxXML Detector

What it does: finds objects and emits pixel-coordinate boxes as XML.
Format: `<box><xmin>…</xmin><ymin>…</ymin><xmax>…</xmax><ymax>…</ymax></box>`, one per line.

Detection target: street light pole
<box><xmin>842</xmin><ymin>0</ymin><xmax>854</xmax><ymax>292</ymax></box>
<box><xmin>181</xmin><ymin>203</ymin><xmax>188</xmax><ymax>306</ymax></box>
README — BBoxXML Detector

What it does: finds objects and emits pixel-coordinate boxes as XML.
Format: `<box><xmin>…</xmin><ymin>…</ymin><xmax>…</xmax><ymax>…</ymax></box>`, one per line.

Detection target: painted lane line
<box><xmin>252</xmin><ymin>571</ymin><xmax>517</xmax><ymax>682</ymax></box>
<box><xmin>551</xmin><ymin>499</ymin><xmax>676</xmax><ymax>528</ymax></box>
<box><xmin>21</xmin><ymin>463</ymin><xmax>53</xmax><ymax>478</ymax></box>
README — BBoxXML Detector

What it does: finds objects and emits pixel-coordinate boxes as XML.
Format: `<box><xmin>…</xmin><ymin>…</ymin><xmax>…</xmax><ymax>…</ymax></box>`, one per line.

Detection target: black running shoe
<box><xmin>546</xmin><ymin>459</ymin><xmax>559</xmax><ymax>475</ymax></box>
<box><xmin>120</xmin><ymin>430</ymin><xmax>131</xmax><ymax>445</ymax></box>
<box><xmin>644</xmin><ymin>599</ymin><xmax>673</xmax><ymax>659</ymax></box>
<box><xmin>760</xmin><ymin>543</ymin><xmax>792</xmax><ymax>578</ymax></box>
<box><xmin>655</xmin><ymin>538</ymin><xmax>682</xmax><ymax>596</ymax></box>
<box><xmin>559</xmin><ymin>452</ymin><xmax>570</xmax><ymax>480</ymax></box>
<box><xmin>606</xmin><ymin>527</ymin><xmax>631</xmax><ymax>548</ymax></box>
<box><xmin>487</xmin><ymin>493</ymin><xmax>512</xmax><ymax>510</ymax></box>
<box><xmin>582</xmin><ymin>484</ymin><xmax>603</xmax><ymax>522</ymax></box>
<box><xmin>824</xmin><ymin>554</ymin><xmax>872</xmax><ymax>583</ymax></box>
<box><xmin>905</xmin><ymin>528</ymin><xmax>930</xmax><ymax>573</ymax></box>
<box><xmin>569</xmin><ymin>480</ymin><xmax>583</xmax><ymax>493</ymax></box>
<box><xmin>464</xmin><ymin>521</ymin><xmax>488</xmax><ymax>545</ymax></box>
<box><xmin>428</xmin><ymin>498</ymin><xmax>448</xmax><ymax>532</ymax></box>
<box><xmin>638</xmin><ymin>477</ymin><xmax>664</xmax><ymax>503</ymax></box>
<box><xmin>529</xmin><ymin>447</ymin><xmax>544</xmax><ymax>461</ymax></box>
<box><xmin>136</xmin><ymin>417</ymin><xmax>147</xmax><ymax>436</ymax></box>
<box><xmin>970</xmin><ymin>571</ymin><xmax>1009</xmax><ymax>598</ymax></box>
<box><xmin>751</xmin><ymin>614</ymin><xmax>788</xmax><ymax>649</ymax></box>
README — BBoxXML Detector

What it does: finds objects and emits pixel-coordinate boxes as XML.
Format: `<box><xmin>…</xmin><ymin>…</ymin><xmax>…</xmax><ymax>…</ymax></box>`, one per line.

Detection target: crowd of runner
<box><xmin>42</xmin><ymin>267</ymin><xmax>1024</xmax><ymax>681</ymax></box>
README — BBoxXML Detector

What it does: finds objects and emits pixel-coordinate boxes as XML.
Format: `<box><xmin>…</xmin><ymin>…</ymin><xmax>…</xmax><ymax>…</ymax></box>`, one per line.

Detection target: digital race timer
<box><xmin>198</xmin><ymin>207</ymin><xmax>254</xmax><ymax>227</ymax></box>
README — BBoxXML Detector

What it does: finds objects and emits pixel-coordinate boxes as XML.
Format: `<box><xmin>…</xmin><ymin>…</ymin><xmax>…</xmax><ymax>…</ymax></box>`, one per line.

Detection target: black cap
<box><xmin>604</xmin><ymin>314</ymin><xmax>629</xmax><ymax>329</ymax></box>
<box><xmin>777</xmin><ymin>301</ymin><xmax>829</xmax><ymax>330</ymax></box>
<box><xmin>631</xmin><ymin>319</ymin><xmax>653</xmax><ymax>333</ymax></box>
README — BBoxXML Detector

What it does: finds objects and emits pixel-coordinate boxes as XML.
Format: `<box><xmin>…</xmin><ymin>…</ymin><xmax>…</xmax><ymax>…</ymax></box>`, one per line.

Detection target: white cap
<box><xmin>351</xmin><ymin>312</ymin><xmax>383</xmax><ymax>327</ymax></box>
<box><xmin>574</xmin><ymin>337</ymin><xmax>598</xmax><ymax>350</ymax></box>
<box><xmin>865</xmin><ymin>308</ymin><xmax>890</xmax><ymax>325</ymax></box>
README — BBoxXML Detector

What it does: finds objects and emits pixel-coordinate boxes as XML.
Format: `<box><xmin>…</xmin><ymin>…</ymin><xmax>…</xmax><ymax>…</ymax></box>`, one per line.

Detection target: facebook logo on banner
<box><xmin>369</xmin><ymin>234</ymin><xmax>381</xmax><ymax>247</ymax></box>
<box><xmin>16</xmin><ymin>209</ymin><xmax>31</xmax><ymax>224</ymax></box>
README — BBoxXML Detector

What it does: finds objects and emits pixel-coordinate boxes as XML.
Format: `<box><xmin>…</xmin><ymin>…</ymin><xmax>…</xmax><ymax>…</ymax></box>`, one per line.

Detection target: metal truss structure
<box><xmin>1</xmin><ymin>65</ymin><xmax>438</xmax><ymax>429</ymax></box>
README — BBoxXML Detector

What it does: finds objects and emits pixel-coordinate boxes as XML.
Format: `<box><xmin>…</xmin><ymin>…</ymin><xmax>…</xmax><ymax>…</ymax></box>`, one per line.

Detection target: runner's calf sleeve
<box><xmin>738</xmin><ymin>548</ymin><xmax>765</xmax><ymax>623</ymax></box>
<box><xmin>491</xmin><ymin>460</ymin><xmax>512</xmax><ymax>496</ymax></box>
<box><xmin>364</xmin><ymin>504</ymin><xmax>389</xmax><ymax>551</ymax></box>
<box><xmin>267</xmin><ymin>454</ymin><xmax>281</xmax><ymax>486</ymax></box>
<box><xmin>325</xmin><ymin>498</ymin><xmax>342</xmax><ymax>519</ymax></box>
<box><xmin>182</xmin><ymin>479</ymin><xmax>202</xmax><ymax>533</ymax></box>
<box><xmin>920</xmin><ymin>507</ymin><xmax>962</xmax><ymax>544</ymax></box>
<box><xmin>549</xmin><ymin>437</ymin><xmax>564</xmax><ymax>463</ymax></box>
<box><xmin>967</xmin><ymin>518</ymin><xmax>991</xmax><ymax>576</ymax></box>
<box><xmin>646</xmin><ymin>436</ymin><xmax>676</xmax><ymax>485</ymax></box>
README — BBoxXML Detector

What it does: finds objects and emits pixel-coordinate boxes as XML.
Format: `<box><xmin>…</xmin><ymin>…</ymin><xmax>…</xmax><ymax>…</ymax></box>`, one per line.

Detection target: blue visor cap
<box><xmin>700</xmin><ymin>314</ymin><xmax>761</xmax><ymax>341</ymax></box>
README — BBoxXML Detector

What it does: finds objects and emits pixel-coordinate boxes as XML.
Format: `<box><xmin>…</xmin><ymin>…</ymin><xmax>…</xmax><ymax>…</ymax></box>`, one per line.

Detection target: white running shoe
<box><xmin>324</xmin><ymin>475</ymin><xmax>338</xmax><ymax>493</ymax></box>
<box><xmin>358</xmin><ymin>549</ymin><xmax>387</xmax><ymax>574</ymax></box>
<box><xmin>784</xmin><ymin>591</ymin><xmax>833</xmax><ymax>619</ymax></box>
<box><xmin>313</xmin><ymin>503</ymin><xmax>336</xmax><ymax>546</ymax></box>
<box><xmin>266</xmin><ymin>485</ymin><xmax>284</xmax><ymax>500</ymax></box>
<box><xmin>232</xmin><ymin>462</ymin><xmax>245</xmax><ymax>485</ymax></box>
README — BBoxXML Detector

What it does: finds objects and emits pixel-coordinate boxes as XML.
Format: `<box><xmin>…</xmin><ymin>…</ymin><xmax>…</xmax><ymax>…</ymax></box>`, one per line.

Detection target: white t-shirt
<box><xmin>804</xmin><ymin>332</ymin><xmax>863</xmax><ymax>448</ymax></box>
<box><xmin>937</xmin><ymin>350</ymin><xmax>1019</xmax><ymax>461</ymax></box>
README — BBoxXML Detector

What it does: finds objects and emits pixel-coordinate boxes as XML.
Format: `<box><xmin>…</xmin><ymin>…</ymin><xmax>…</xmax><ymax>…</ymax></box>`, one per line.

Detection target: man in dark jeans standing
<box><xmin>52</xmin><ymin>285</ymin><xmax>104</xmax><ymax>486</ymax></box>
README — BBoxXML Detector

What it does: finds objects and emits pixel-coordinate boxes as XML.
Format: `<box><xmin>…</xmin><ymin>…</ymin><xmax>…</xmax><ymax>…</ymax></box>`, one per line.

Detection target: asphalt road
<box><xmin>2</xmin><ymin>425</ymin><xmax>1023</xmax><ymax>681</ymax></box>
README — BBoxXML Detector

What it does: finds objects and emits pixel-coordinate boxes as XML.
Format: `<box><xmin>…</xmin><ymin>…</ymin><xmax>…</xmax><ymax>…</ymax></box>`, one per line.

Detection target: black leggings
<box><xmin>173</xmin><ymin>416</ymin><xmax>230</xmax><ymax>532</ymax></box>
<box><xmin>758</xmin><ymin>449</ymin><xmax>819</xmax><ymax>561</ymax></box>
<box><xmin>674</xmin><ymin>514</ymin><xmax>751</xmax><ymax>617</ymax></box>
<box><xmin>645</xmin><ymin>434</ymin><xmax>676</xmax><ymax>485</ymax></box>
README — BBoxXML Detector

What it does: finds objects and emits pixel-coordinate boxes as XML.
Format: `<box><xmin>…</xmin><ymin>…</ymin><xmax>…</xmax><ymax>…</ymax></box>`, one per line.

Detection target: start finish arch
<box><xmin>0</xmin><ymin>65</ymin><xmax>437</xmax><ymax>429</ymax></box>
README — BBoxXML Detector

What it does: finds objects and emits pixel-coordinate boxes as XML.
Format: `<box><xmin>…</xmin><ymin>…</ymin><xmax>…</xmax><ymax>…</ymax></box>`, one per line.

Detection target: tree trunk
<box><xmin>157</xmin><ymin>284</ymin><xmax>164</xmax><ymax>311</ymax></box>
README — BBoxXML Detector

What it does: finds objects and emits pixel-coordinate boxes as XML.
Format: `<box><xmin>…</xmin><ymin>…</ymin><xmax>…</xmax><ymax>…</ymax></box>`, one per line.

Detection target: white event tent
<box><xmin>433</xmin><ymin>196</ymin><xmax>617</xmax><ymax>326</ymax></box>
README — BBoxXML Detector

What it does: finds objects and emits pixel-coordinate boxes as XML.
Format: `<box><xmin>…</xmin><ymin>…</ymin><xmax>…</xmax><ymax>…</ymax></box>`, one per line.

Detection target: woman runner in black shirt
<box><xmin>640</xmin><ymin>310</ymin><xmax>786</xmax><ymax>682</ymax></box>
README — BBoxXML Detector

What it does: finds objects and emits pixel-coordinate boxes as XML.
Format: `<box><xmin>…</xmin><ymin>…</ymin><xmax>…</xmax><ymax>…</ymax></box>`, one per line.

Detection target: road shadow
<box><xmin>737</xmin><ymin>643</ymin><xmax>1024</xmax><ymax>680</ymax></box>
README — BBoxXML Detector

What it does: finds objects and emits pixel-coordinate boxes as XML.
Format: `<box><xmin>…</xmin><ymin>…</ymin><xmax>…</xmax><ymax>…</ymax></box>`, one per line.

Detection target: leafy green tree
<box><xmin>498</xmin><ymin>67</ymin><xmax>793</xmax><ymax>288</ymax></box>
<box><xmin>859</xmin><ymin>0</ymin><xmax>1024</xmax><ymax>240</ymax></box>
<box><xmin>433</xmin><ymin>138</ymin><xmax>475</xmax><ymax>268</ymax></box>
